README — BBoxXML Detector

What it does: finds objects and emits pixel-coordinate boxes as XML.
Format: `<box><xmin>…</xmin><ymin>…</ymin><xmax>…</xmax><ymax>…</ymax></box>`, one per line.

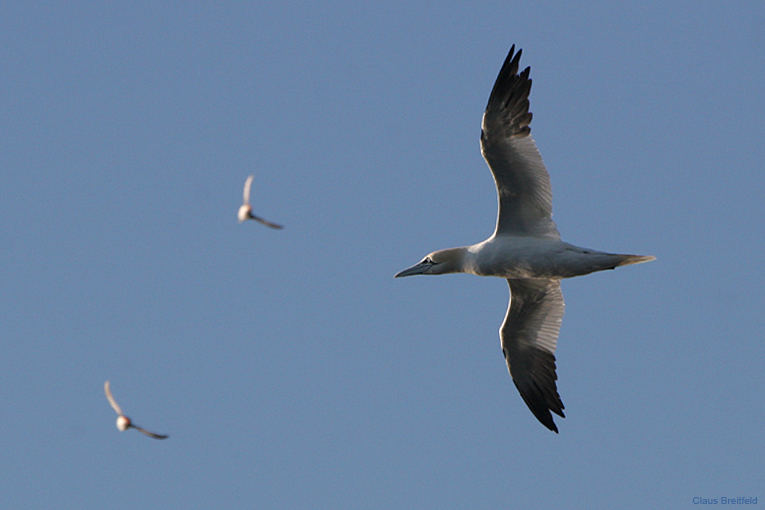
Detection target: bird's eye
<box><xmin>424</xmin><ymin>257</ymin><xmax>434</xmax><ymax>265</ymax></box>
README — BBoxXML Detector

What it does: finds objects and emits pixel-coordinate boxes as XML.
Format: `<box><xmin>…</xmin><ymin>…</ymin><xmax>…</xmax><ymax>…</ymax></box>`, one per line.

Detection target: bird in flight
<box><xmin>237</xmin><ymin>175</ymin><xmax>283</xmax><ymax>229</ymax></box>
<box><xmin>104</xmin><ymin>381</ymin><xmax>168</xmax><ymax>440</ymax></box>
<box><xmin>395</xmin><ymin>45</ymin><xmax>654</xmax><ymax>433</ymax></box>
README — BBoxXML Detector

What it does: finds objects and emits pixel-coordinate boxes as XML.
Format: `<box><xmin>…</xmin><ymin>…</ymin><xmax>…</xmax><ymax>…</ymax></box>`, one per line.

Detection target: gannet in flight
<box><xmin>104</xmin><ymin>381</ymin><xmax>168</xmax><ymax>439</ymax></box>
<box><xmin>395</xmin><ymin>46</ymin><xmax>655</xmax><ymax>433</ymax></box>
<box><xmin>237</xmin><ymin>175</ymin><xmax>283</xmax><ymax>229</ymax></box>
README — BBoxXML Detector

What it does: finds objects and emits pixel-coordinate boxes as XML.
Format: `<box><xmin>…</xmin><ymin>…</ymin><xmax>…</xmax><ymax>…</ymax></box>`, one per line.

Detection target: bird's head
<box><xmin>394</xmin><ymin>248</ymin><xmax>465</xmax><ymax>277</ymax></box>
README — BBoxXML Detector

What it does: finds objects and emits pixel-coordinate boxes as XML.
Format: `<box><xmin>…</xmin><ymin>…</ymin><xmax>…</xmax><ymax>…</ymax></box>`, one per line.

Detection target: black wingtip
<box><xmin>501</xmin><ymin>45</ymin><xmax>523</xmax><ymax>77</ymax></box>
<box><xmin>484</xmin><ymin>44</ymin><xmax>534</xmax><ymax>138</ymax></box>
<box><xmin>527</xmin><ymin>401</ymin><xmax>559</xmax><ymax>433</ymax></box>
<box><xmin>540</xmin><ymin>412</ymin><xmax>560</xmax><ymax>434</ymax></box>
<box><xmin>510</xmin><ymin>350</ymin><xmax>566</xmax><ymax>433</ymax></box>
<box><xmin>538</xmin><ymin>409</ymin><xmax>560</xmax><ymax>433</ymax></box>
<box><xmin>514</xmin><ymin>383</ymin><xmax>564</xmax><ymax>433</ymax></box>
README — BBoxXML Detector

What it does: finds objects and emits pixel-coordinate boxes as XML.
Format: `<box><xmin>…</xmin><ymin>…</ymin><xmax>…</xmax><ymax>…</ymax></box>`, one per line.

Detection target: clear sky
<box><xmin>2</xmin><ymin>2</ymin><xmax>763</xmax><ymax>509</ymax></box>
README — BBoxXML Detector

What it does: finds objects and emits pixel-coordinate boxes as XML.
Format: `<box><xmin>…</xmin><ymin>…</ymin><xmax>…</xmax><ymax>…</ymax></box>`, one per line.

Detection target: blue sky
<box><xmin>2</xmin><ymin>2</ymin><xmax>763</xmax><ymax>508</ymax></box>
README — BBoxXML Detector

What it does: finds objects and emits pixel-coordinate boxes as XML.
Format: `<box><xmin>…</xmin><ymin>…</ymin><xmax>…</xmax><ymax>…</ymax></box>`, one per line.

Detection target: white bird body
<box><xmin>237</xmin><ymin>204</ymin><xmax>253</xmax><ymax>223</ymax></box>
<box><xmin>116</xmin><ymin>415</ymin><xmax>130</xmax><ymax>431</ymax></box>
<box><xmin>469</xmin><ymin>236</ymin><xmax>585</xmax><ymax>278</ymax></box>
<box><xmin>466</xmin><ymin>236</ymin><xmax>652</xmax><ymax>279</ymax></box>
<box><xmin>395</xmin><ymin>45</ymin><xmax>654</xmax><ymax>433</ymax></box>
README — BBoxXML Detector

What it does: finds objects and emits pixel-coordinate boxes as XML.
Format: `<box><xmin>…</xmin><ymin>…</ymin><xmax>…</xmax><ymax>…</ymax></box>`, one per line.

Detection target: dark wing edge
<box><xmin>480</xmin><ymin>46</ymin><xmax>558</xmax><ymax>238</ymax></box>
<box><xmin>501</xmin><ymin>278</ymin><xmax>565</xmax><ymax>433</ymax></box>
<box><xmin>483</xmin><ymin>45</ymin><xmax>533</xmax><ymax>139</ymax></box>
<box><xmin>132</xmin><ymin>424</ymin><xmax>169</xmax><ymax>440</ymax></box>
<box><xmin>252</xmin><ymin>215</ymin><xmax>284</xmax><ymax>230</ymax></box>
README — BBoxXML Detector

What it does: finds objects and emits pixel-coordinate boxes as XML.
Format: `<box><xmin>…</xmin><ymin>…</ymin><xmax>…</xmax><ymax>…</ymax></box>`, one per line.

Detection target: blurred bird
<box><xmin>237</xmin><ymin>175</ymin><xmax>283</xmax><ymax>229</ymax></box>
<box><xmin>395</xmin><ymin>45</ymin><xmax>654</xmax><ymax>433</ymax></box>
<box><xmin>104</xmin><ymin>381</ymin><xmax>168</xmax><ymax>440</ymax></box>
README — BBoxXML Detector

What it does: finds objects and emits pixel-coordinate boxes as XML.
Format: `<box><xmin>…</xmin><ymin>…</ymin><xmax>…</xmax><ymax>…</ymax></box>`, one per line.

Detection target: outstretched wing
<box><xmin>480</xmin><ymin>46</ymin><xmax>559</xmax><ymax>238</ymax></box>
<box><xmin>132</xmin><ymin>424</ymin><xmax>169</xmax><ymax>440</ymax></box>
<box><xmin>251</xmin><ymin>214</ymin><xmax>284</xmax><ymax>230</ymax></box>
<box><xmin>501</xmin><ymin>278</ymin><xmax>565</xmax><ymax>432</ymax></box>
<box><xmin>242</xmin><ymin>175</ymin><xmax>254</xmax><ymax>205</ymax></box>
<box><xmin>104</xmin><ymin>380</ymin><xmax>124</xmax><ymax>416</ymax></box>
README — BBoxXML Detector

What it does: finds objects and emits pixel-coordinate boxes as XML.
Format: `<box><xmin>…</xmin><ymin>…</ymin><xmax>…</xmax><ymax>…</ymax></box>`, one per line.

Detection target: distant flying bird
<box><xmin>395</xmin><ymin>45</ymin><xmax>655</xmax><ymax>433</ymax></box>
<box><xmin>237</xmin><ymin>175</ymin><xmax>283</xmax><ymax>229</ymax></box>
<box><xmin>104</xmin><ymin>381</ymin><xmax>168</xmax><ymax>440</ymax></box>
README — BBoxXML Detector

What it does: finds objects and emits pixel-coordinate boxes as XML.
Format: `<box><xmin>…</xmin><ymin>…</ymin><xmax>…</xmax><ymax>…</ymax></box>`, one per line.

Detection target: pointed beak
<box><xmin>394</xmin><ymin>261</ymin><xmax>432</xmax><ymax>278</ymax></box>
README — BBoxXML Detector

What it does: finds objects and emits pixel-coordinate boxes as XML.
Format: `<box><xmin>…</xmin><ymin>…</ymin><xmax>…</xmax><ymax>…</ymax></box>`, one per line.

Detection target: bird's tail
<box><xmin>564</xmin><ymin>250</ymin><xmax>656</xmax><ymax>277</ymax></box>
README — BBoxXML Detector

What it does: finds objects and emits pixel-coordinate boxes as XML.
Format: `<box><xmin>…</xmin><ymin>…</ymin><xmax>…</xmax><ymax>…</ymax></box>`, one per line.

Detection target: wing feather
<box><xmin>251</xmin><ymin>214</ymin><xmax>284</xmax><ymax>230</ymax></box>
<box><xmin>132</xmin><ymin>424</ymin><xmax>168</xmax><ymax>440</ymax></box>
<box><xmin>481</xmin><ymin>46</ymin><xmax>559</xmax><ymax>238</ymax></box>
<box><xmin>243</xmin><ymin>175</ymin><xmax>254</xmax><ymax>205</ymax></box>
<box><xmin>501</xmin><ymin>278</ymin><xmax>565</xmax><ymax>432</ymax></box>
<box><xmin>104</xmin><ymin>380</ymin><xmax>124</xmax><ymax>416</ymax></box>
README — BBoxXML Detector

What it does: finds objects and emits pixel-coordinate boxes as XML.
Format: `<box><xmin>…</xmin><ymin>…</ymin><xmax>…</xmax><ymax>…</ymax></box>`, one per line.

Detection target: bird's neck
<box><xmin>436</xmin><ymin>246</ymin><xmax>478</xmax><ymax>275</ymax></box>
